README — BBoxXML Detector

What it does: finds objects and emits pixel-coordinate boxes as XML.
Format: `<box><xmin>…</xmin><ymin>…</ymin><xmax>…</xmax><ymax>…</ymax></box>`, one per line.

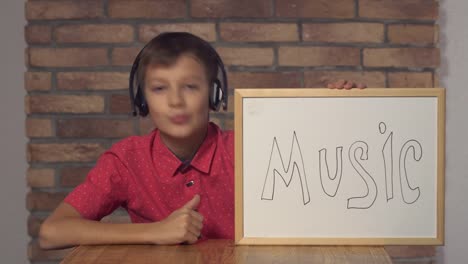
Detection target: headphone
<box><xmin>129</xmin><ymin>32</ymin><xmax>228</xmax><ymax>117</ymax></box>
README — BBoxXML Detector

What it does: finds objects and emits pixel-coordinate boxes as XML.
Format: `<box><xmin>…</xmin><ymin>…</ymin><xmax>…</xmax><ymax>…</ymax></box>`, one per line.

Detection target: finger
<box><xmin>185</xmin><ymin>233</ymin><xmax>199</xmax><ymax>244</ymax></box>
<box><xmin>190</xmin><ymin>210</ymin><xmax>204</xmax><ymax>223</ymax></box>
<box><xmin>190</xmin><ymin>221</ymin><xmax>202</xmax><ymax>235</ymax></box>
<box><xmin>344</xmin><ymin>82</ymin><xmax>354</xmax><ymax>90</ymax></box>
<box><xmin>186</xmin><ymin>211</ymin><xmax>203</xmax><ymax>230</ymax></box>
<box><xmin>187</xmin><ymin>224</ymin><xmax>201</xmax><ymax>240</ymax></box>
<box><xmin>357</xmin><ymin>83</ymin><xmax>367</xmax><ymax>89</ymax></box>
<box><xmin>327</xmin><ymin>83</ymin><xmax>335</xmax><ymax>89</ymax></box>
<box><xmin>190</xmin><ymin>216</ymin><xmax>203</xmax><ymax>230</ymax></box>
<box><xmin>340</xmin><ymin>80</ymin><xmax>350</xmax><ymax>89</ymax></box>
<box><xmin>336</xmin><ymin>79</ymin><xmax>345</xmax><ymax>88</ymax></box>
<box><xmin>180</xmin><ymin>231</ymin><xmax>198</xmax><ymax>245</ymax></box>
<box><xmin>182</xmin><ymin>194</ymin><xmax>200</xmax><ymax>210</ymax></box>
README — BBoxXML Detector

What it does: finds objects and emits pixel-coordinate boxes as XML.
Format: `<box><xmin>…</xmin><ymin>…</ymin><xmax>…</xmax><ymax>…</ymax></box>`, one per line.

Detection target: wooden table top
<box><xmin>61</xmin><ymin>239</ymin><xmax>392</xmax><ymax>264</ymax></box>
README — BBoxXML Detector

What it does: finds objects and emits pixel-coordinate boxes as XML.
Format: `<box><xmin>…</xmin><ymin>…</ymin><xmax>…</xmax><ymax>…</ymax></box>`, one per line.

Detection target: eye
<box><xmin>185</xmin><ymin>84</ymin><xmax>198</xmax><ymax>90</ymax></box>
<box><xmin>151</xmin><ymin>86</ymin><xmax>165</xmax><ymax>92</ymax></box>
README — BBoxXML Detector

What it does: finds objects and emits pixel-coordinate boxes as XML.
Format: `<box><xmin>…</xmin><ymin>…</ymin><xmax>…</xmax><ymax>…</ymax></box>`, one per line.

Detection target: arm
<box><xmin>39</xmin><ymin>195</ymin><xmax>203</xmax><ymax>250</ymax></box>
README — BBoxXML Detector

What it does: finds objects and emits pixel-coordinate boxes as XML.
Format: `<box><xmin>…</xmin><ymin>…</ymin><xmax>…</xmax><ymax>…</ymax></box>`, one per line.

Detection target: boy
<box><xmin>39</xmin><ymin>32</ymin><xmax>365</xmax><ymax>249</ymax></box>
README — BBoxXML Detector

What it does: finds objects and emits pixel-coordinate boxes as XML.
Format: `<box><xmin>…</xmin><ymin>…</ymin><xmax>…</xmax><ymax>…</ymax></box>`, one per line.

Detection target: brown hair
<box><xmin>136</xmin><ymin>32</ymin><xmax>219</xmax><ymax>88</ymax></box>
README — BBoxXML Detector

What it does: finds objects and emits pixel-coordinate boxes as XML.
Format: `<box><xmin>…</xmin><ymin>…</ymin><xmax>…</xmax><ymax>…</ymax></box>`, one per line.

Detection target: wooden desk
<box><xmin>61</xmin><ymin>239</ymin><xmax>392</xmax><ymax>264</ymax></box>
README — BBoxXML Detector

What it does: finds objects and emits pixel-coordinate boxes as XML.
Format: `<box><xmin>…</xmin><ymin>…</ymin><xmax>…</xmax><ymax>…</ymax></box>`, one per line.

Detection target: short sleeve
<box><xmin>64</xmin><ymin>152</ymin><xmax>128</xmax><ymax>220</ymax></box>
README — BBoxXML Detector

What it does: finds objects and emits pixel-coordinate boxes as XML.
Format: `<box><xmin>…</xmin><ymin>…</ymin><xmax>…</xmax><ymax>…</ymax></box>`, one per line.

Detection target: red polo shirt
<box><xmin>64</xmin><ymin>122</ymin><xmax>234</xmax><ymax>239</ymax></box>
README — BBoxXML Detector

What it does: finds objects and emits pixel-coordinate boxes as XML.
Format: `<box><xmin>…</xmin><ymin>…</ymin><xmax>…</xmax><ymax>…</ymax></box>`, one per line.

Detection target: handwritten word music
<box><xmin>261</xmin><ymin>122</ymin><xmax>422</xmax><ymax>209</ymax></box>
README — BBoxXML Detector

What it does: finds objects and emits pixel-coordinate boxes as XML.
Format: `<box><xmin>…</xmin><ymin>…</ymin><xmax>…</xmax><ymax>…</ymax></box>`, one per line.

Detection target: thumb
<box><xmin>182</xmin><ymin>194</ymin><xmax>200</xmax><ymax>210</ymax></box>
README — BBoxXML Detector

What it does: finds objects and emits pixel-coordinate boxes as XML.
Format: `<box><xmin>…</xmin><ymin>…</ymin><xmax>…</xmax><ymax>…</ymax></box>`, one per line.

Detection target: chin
<box><xmin>165</xmin><ymin>130</ymin><xmax>194</xmax><ymax>140</ymax></box>
<box><xmin>160</xmin><ymin>124</ymin><xmax>203</xmax><ymax>140</ymax></box>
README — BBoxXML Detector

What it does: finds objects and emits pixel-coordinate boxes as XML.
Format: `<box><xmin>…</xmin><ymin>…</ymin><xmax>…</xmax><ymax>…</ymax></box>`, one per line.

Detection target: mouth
<box><xmin>169</xmin><ymin>114</ymin><xmax>190</xmax><ymax>125</ymax></box>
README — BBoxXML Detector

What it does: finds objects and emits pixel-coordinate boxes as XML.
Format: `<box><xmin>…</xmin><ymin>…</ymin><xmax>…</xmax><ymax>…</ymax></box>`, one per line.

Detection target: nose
<box><xmin>167</xmin><ymin>87</ymin><xmax>184</xmax><ymax>107</ymax></box>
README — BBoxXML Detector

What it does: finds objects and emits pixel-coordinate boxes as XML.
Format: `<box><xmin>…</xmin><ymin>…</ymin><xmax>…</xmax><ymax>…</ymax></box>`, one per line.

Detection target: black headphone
<box><xmin>129</xmin><ymin>32</ymin><xmax>228</xmax><ymax>117</ymax></box>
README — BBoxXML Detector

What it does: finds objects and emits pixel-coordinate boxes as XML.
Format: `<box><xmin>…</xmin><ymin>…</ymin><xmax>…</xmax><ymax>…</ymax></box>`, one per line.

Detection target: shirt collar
<box><xmin>152</xmin><ymin>123</ymin><xmax>218</xmax><ymax>177</ymax></box>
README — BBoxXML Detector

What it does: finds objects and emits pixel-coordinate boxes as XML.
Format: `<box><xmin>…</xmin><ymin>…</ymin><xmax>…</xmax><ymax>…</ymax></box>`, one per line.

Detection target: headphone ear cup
<box><xmin>210</xmin><ymin>79</ymin><xmax>222</xmax><ymax>111</ymax></box>
<box><xmin>140</xmin><ymin>98</ymin><xmax>149</xmax><ymax>117</ymax></box>
<box><xmin>135</xmin><ymin>85</ymin><xmax>149</xmax><ymax>117</ymax></box>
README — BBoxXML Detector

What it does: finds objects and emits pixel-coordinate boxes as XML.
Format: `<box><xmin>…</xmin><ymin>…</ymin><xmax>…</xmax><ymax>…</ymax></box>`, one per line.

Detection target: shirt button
<box><xmin>186</xmin><ymin>180</ymin><xmax>195</xmax><ymax>187</ymax></box>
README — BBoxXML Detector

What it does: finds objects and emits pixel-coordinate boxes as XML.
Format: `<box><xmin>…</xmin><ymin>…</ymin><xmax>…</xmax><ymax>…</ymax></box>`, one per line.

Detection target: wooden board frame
<box><xmin>234</xmin><ymin>88</ymin><xmax>445</xmax><ymax>245</ymax></box>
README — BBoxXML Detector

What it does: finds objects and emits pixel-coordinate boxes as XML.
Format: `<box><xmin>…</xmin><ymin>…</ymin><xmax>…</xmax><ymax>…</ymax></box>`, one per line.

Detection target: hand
<box><xmin>151</xmin><ymin>194</ymin><xmax>204</xmax><ymax>245</ymax></box>
<box><xmin>327</xmin><ymin>80</ymin><xmax>367</xmax><ymax>90</ymax></box>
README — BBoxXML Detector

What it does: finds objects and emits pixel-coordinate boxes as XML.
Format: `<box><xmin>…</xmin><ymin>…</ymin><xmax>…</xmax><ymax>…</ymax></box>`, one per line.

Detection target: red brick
<box><xmin>57</xmin><ymin>72</ymin><xmax>128</xmax><ymax>90</ymax></box>
<box><xmin>25</xmin><ymin>25</ymin><xmax>52</xmax><ymax>44</ymax></box>
<box><xmin>220</xmin><ymin>23</ymin><xmax>298</xmax><ymax>42</ymax></box>
<box><xmin>217</xmin><ymin>47</ymin><xmax>274</xmax><ymax>66</ymax></box>
<box><xmin>279</xmin><ymin>46</ymin><xmax>360</xmax><ymax>66</ymax></box>
<box><xmin>25</xmin><ymin>48</ymin><xmax>29</xmax><ymax>67</ymax></box>
<box><xmin>110</xmin><ymin>95</ymin><xmax>131</xmax><ymax>114</ymax></box>
<box><xmin>191</xmin><ymin>0</ymin><xmax>272</xmax><ymax>18</ymax></box>
<box><xmin>276</xmin><ymin>0</ymin><xmax>355</xmax><ymax>18</ymax></box>
<box><xmin>26</xmin><ymin>95</ymin><xmax>104</xmax><ymax>114</ymax></box>
<box><xmin>109</xmin><ymin>0</ymin><xmax>186</xmax><ymax>19</ymax></box>
<box><xmin>26</xmin><ymin>0</ymin><xmax>104</xmax><ymax>20</ymax></box>
<box><xmin>29</xmin><ymin>48</ymin><xmax>108</xmax><ymax>67</ymax></box>
<box><xmin>359</xmin><ymin>0</ymin><xmax>438</xmax><ymax>20</ymax></box>
<box><xmin>226</xmin><ymin>93</ymin><xmax>235</xmax><ymax>113</ymax></box>
<box><xmin>363</xmin><ymin>48</ymin><xmax>439</xmax><ymax>68</ymax></box>
<box><xmin>26</xmin><ymin>118</ymin><xmax>53</xmax><ymax>138</ymax></box>
<box><xmin>303</xmin><ymin>23</ymin><xmax>384</xmax><ymax>43</ymax></box>
<box><xmin>112</xmin><ymin>47</ymin><xmax>142</xmax><ymax>66</ymax></box>
<box><xmin>229</xmin><ymin>72</ymin><xmax>302</xmax><ymax>89</ymax></box>
<box><xmin>55</xmin><ymin>24</ymin><xmax>134</xmax><ymax>43</ymax></box>
<box><xmin>28</xmin><ymin>215</ymin><xmax>44</xmax><ymax>237</ymax></box>
<box><xmin>388</xmin><ymin>24</ymin><xmax>436</xmax><ymax>45</ymax></box>
<box><xmin>139</xmin><ymin>23</ymin><xmax>216</xmax><ymax>43</ymax></box>
<box><xmin>304</xmin><ymin>71</ymin><xmax>386</xmax><ymax>87</ymax></box>
<box><xmin>434</xmin><ymin>25</ymin><xmax>440</xmax><ymax>44</ymax></box>
<box><xmin>434</xmin><ymin>73</ymin><xmax>440</xmax><ymax>87</ymax></box>
<box><xmin>57</xmin><ymin>118</ymin><xmax>134</xmax><ymax>138</ymax></box>
<box><xmin>25</xmin><ymin>72</ymin><xmax>51</xmax><ymax>91</ymax></box>
<box><xmin>139</xmin><ymin>118</ymin><xmax>155</xmax><ymax>135</ymax></box>
<box><xmin>388</xmin><ymin>72</ymin><xmax>433</xmax><ymax>88</ymax></box>
<box><xmin>28</xmin><ymin>241</ymin><xmax>72</xmax><ymax>261</ymax></box>
<box><xmin>28</xmin><ymin>143</ymin><xmax>106</xmax><ymax>162</ymax></box>
<box><xmin>60</xmin><ymin>167</ymin><xmax>92</xmax><ymax>187</ymax></box>
<box><xmin>385</xmin><ymin>246</ymin><xmax>436</xmax><ymax>258</ymax></box>
<box><xmin>27</xmin><ymin>168</ymin><xmax>55</xmax><ymax>188</ymax></box>
<box><xmin>26</xmin><ymin>191</ymin><xmax>67</xmax><ymax>211</ymax></box>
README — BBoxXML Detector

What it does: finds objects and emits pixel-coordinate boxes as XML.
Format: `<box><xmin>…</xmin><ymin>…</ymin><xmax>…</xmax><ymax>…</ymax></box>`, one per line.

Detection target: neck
<box><xmin>160</xmin><ymin>125</ymin><xmax>208</xmax><ymax>161</ymax></box>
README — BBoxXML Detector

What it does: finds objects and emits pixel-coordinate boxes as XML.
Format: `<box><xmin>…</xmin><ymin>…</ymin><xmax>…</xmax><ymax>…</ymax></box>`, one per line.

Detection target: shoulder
<box><xmin>209</xmin><ymin>122</ymin><xmax>234</xmax><ymax>161</ymax></box>
<box><xmin>220</xmin><ymin>129</ymin><xmax>234</xmax><ymax>145</ymax></box>
<box><xmin>209</xmin><ymin>122</ymin><xmax>233</xmax><ymax>144</ymax></box>
<box><xmin>106</xmin><ymin>130</ymin><xmax>156</xmax><ymax>159</ymax></box>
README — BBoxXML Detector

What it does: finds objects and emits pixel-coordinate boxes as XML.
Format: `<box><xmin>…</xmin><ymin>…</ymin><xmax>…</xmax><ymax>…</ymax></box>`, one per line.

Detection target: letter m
<box><xmin>261</xmin><ymin>131</ymin><xmax>311</xmax><ymax>205</ymax></box>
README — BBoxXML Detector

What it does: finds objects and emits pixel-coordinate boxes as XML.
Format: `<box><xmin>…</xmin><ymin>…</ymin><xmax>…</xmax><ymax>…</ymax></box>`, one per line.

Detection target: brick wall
<box><xmin>25</xmin><ymin>0</ymin><xmax>439</xmax><ymax>263</ymax></box>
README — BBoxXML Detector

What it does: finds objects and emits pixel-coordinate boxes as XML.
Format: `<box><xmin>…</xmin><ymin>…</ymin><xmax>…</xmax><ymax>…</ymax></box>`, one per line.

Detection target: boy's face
<box><xmin>144</xmin><ymin>54</ymin><xmax>210</xmax><ymax>141</ymax></box>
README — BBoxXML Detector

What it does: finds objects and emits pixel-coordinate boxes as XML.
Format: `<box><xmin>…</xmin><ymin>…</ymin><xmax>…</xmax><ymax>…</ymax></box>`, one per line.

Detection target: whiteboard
<box><xmin>234</xmin><ymin>88</ymin><xmax>445</xmax><ymax>245</ymax></box>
